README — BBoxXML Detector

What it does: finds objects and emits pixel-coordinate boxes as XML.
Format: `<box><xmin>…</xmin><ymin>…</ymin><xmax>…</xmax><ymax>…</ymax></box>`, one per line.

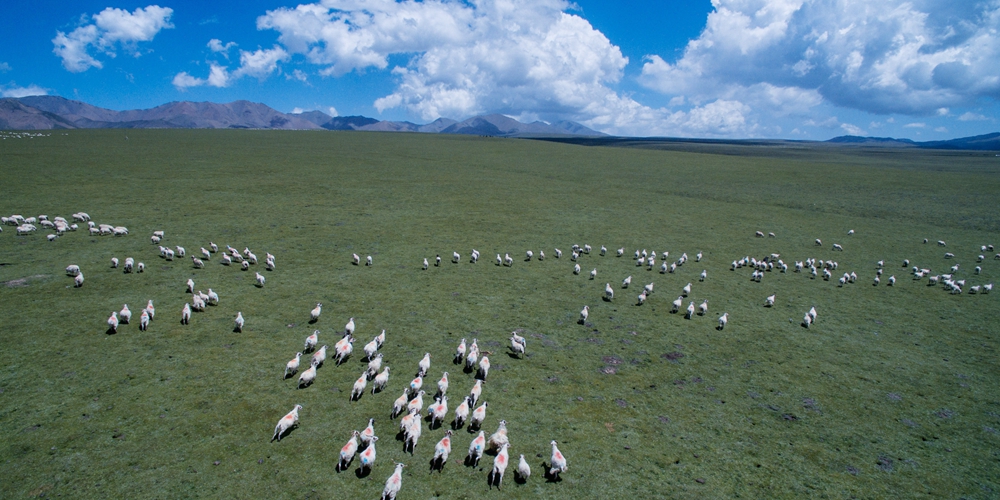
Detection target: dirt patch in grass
<box><xmin>3</xmin><ymin>274</ymin><xmax>48</xmax><ymax>288</ymax></box>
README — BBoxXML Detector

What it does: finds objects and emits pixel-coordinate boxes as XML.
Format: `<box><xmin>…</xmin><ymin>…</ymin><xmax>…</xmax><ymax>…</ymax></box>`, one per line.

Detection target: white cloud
<box><xmin>171</xmin><ymin>63</ymin><xmax>230</xmax><ymax>90</ymax></box>
<box><xmin>904</xmin><ymin>122</ymin><xmax>926</xmax><ymax>128</ymax></box>
<box><xmin>1</xmin><ymin>84</ymin><xmax>48</xmax><ymax>98</ymax></box>
<box><xmin>934</xmin><ymin>126</ymin><xmax>947</xmax><ymax>132</ymax></box>
<box><xmin>53</xmin><ymin>5</ymin><xmax>173</xmax><ymax>72</ymax></box>
<box><xmin>171</xmin><ymin>72</ymin><xmax>203</xmax><ymax>90</ymax></box>
<box><xmin>232</xmin><ymin>46</ymin><xmax>289</xmax><ymax>79</ymax></box>
<box><xmin>208</xmin><ymin>39</ymin><xmax>236</xmax><ymax>53</ymax></box>
<box><xmin>639</xmin><ymin>0</ymin><xmax>1000</xmax><ymax>117</ymax></box>
<box><xmin>840</xmin><ymin>123</ymin><xmax>865</xmax><ymax>135</ymax></box>
<box><xmin>328</xmin><ymin>106</ymin><xmax>338</xmax><ymax>116</ymax></box>
<box><xmin>0</xmin><ymin>62</ymin><xmax>10</xmax><ymax>72</ymax></box>
<box><xmin>291</xmin><ymin>107</ymin><xmax>305</xmax><ymax>114</ymax></box>
<box><xmin>958</xmin><ymin>112</ymin><xmax>988</xmax><ymax>121</ymax></box>
<box><xmin>287</xmin><ymin>69</ymin><xmax>308</xmax><ymax>82</ymax></box>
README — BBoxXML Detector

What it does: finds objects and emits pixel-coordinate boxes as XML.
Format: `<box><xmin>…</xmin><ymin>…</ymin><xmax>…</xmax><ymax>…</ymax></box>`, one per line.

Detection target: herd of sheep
<box><xmin>5</xmin><ymin>210</ymin><xmax>997</xmax><ymax>499</ymax></box>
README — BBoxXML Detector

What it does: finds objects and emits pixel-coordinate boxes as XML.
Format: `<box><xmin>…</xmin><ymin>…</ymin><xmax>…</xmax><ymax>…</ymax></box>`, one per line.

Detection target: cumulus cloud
<box><xmin>172</xmin><ymin>63</ymin><xmax>230</xmax><ymax>90</ymax></box>
<box><xmin>0</xmin><ymin>62</ymin><xmax>10</xmax><ymax>72</ymax></box>
<box><xmin>171</xmin><ymin>45</ymin><xmax>289</xmax><ymax>90</ymax></box>
<box><xmin>208</xmin><ymin>39</ymin><xmax>236</xmax><ymax>54</ymax></box>
<box><xmin>639</xmin><ymin>0</ymin><xmax>1000</xmax><ymax>118</ymax></box>
<box><xmin>1</xmin><ymin>84</ymin><xmax>49</xmax><ymax>98</ymax></box>
<box><xmin>958</xmin><ymin>112</ymin><xmax>988</xmax><ymax>121</ymax></box>
<box><xmin>53</xmin><ymin>5</ymin><xmax>173</xmax><ymax>72</ymax></box>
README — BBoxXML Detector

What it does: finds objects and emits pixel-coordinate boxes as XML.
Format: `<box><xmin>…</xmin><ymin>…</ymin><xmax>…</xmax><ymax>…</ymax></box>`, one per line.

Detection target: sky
<box><xmin>1</xmin><ymin>0</ymin><xmax>997</xmax><ymax>139</ymax></box>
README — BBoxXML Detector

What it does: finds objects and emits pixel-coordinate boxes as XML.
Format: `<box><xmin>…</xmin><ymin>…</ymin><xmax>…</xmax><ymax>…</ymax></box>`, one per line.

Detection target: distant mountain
<box><xmin>293</xmin><ymin>110</ymin><xmax>334</xmax><ymax>127</ymax></box>
<box><xmin>320</xmin><ymin>115</ymin><xmax>380</xmax><ymax>131</ymax></box>
<box><xmin>827</xmin><ymin>133</ymin><xmax>999</xmax><ymax>150</ymax></box>
<box><xmin>415</xmin><ymin>117</ymin><xmax>458</xmax><ymax>133</ymax></box>
<box><xmin>440</xmin><ymin>114</ymin><xmax>604</xmax><ymax>137</ymax></box>
<box><xmin>0</xmin><ymin>99</ymin><xmax>77</xmax><ymax>130</ymax></box>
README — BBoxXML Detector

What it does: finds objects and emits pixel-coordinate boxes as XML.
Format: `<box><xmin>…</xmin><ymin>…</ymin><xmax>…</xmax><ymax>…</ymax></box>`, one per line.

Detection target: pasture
<box><xmin>1</xmin><ymin>129</ymin><xmax>998</xmax><ymax>498</ymax></box>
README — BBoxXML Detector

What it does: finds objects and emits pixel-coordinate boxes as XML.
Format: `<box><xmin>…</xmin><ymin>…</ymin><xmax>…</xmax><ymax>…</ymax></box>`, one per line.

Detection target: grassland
<box><xmin>1</xmin><ymin>129</ymin><xmax>998</xmax><ymax>499</ymax></box>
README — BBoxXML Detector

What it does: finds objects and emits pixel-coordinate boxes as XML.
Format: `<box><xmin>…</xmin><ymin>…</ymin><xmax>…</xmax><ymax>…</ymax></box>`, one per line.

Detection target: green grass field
<box><xmin>1</xmin><ymin>129</ymin><xmax>998</xmax><ymax>498</ymax></box>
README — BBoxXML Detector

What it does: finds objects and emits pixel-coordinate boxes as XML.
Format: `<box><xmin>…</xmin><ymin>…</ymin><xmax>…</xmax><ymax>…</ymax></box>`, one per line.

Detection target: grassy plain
<box><xmin>1</xmin><ymin>129</ymin><xmax>999</xmax><ymax>499</ymax></box>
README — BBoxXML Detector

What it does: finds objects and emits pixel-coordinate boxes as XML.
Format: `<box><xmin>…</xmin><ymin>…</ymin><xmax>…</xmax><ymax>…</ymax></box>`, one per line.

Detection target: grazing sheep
<box><xmin>192</xmin><ymin>257</ymin><xmax>205</xmax><ymax>269</ymax></box>
<box><xmin>66</xmin><ymin>264</ymin><xmax>81</xmax><ymax>276</ymax></box>
<box><xmin>539</xmin><ymin>250</ymin><xmax>545</xmax><ymax>260</ymax></box>
<box><xmin>815</xmin><ymin>239</ymin><xmax>822</xmax><ymax>246</ymax></box>
<box><xmin>549</xmin><ymin>441</ymin><xmax>568</xmax><ymax>478</ymax></box>
<box><xmin>418</xmin><ymin>353</ymin><xmax>431</xmax><ymax>377</ymax></box>
<box><xmin>945</xmin><ymin>252</ymin><xmax>955</xmax><ymax>259</ymax></box>
<box><xmin>339</xmin><ymin>431</ymin><xmax>361</xmax><ymax>471</ymax></box>
<box><xmin>490</xmin><ymin>442</ymin><xmax>510</xmax><ymax>490</ymax></box>
<box><xmin>382</xmin><ymin>463</ymin><xmax>405</xmax><ymax>500</ymax></box>
<box><xmin>983</xmin><ymin>283</ymin><xmax>993</xmax><ymax>294</ymax></box>
<box><xmin>151</xmin><ymin>235</ymin><xmax>161</xmax><ymax>244</ymax></box>
<box><xmin>580</xmin><ymin>305</ymin><xmax>589</xmax><ymax>324</ymax></box>
<box><xmin>970</xmin><ymin>285</ymin><xmax>981</xmax><ymax>294</ymax></box>
<box><xmin>622</xmin><ymin>275</ymin><xmax>632</xmax><ymax>288</ymax></box>
<box><xmin>372</xmin><ymin>367</ymin><xmax>390</xmax><ymax>394</ymax></box>
<box><xmin>573</xmin><ymin>264</ymin><xmax>581</xmax><ymax>275</ymax></box>
<box><xmin>832</xmin><ymin>243</ymin><xmax>844</xmax><ymax>251</ymax></box>
<box><xmin>432</xmin><ymin>431</ymin><xmax>453</xmax><ymax>471</ymax></box>
<box><xmin>298</xmin><ymin>364</ymin><xmax>317</xmax><ymax>388</ymax></box>
<box><xmin>756</xmin><ymin>231</ymin><xmax>765</xmax><ymax>238</ymax></box>
<box><xmin>123</xmin><ymin>257</ymin><xmax>134</xmax><ymax>273</ymax></box>
<box><xmin>312</xmin><ymin>345</ymin><xmax>328</xmax><ymax>367</ymax></box>
<box><xmin>181</xmin><ymin>303</ymin><xmax>191</xmax><ymax>325</ymax></box>
<box><xmin>359</xmin><ymin>437</ymin><xmax>378</xmax><ymax>474</ymax></box>
<box><xmin>139</xmin><ymin>310</ymin><xmax>150</xmax><ymax>331</ymax></box>
<box><xmin>351</xmin><ymin>373</ymin><xmax>368</xmax><ymax>401</ymax></box>
<box><xmin>467</xmin><ymin>431</ymin><xmax>486</xmax><ymax>466</ymax></box>
<box><xmin>353</xmin><ymin>253</ymin><xmax>361</xmax><ymax>265</ymax></box>
<box><xmin>454</xmin><ymin>338</ymin><xmax>467</xmax><ymax>364</ymax></box>
<box><xmin>765</xmin><ymin>294</ymin><xmax>775</xmax><ymax>307</ymax></box>
<box><xmin>366</xmin><ymin>255</ymin><xmax>373</xmax><ymax>266</ymax></box>
<box><xmin>453</xmin><ymin>251</ymin><xmax>460</xmax><ymax>264</ymax></box>
<box><xmin>74</xmin><ymin>273</ymin><xmax>84</xmax><ymax>288</ymax></box>
<box><xmin>285</xmin><ymin>352</ymin><xmax>302</xmax><ymax>378</ymax></box>
<box><xmin>718</xmin><ymin>312</ymin><xmax>729</xmax><ymax>330</ymax></box>
<box><xmin>423</xmin><ymin>258</ymin><xmax>429</xmax><ymax>270</ymax></box>
<box><xmin>617</xmin><ymin>247</ymin><xmax>625</xmax><ymax>257</ymax></box>
<box><xmin>240</xmin><ymin>260</ymin><xmax>250</xmax><ymax>271</ymax></box>
<box><xmin>111</xmin><ymin>257</ymin><xmax>119</xmax><ymax>268</ymax></box>
<box><xmin>526</xmin><ymin>250</ymin><xmax>533</xmax><ymax>261</ymax></box>
<box><xmin>271</xmin><ymin>404</ymin><xmax>302</xmax><ymax>442</ymax></box>
<box><xmin>175</xmin><ymin>246</ymin><xmax>185</xmax><ymax>257</ymax></box>
<box><xmin>234</xmin><ymin>312</ymin><xmax>245</xmax><ymax>332</ymax></box>
<box><xmin>938</xmin><ymin>240</ymin><xmax>946</xmax><ymax>246</ymax></box>
<box><xmin>769</xmin><ymin>232</ymin><xmax>776</xmax><ymax>238</ymax></box>
<box><xmin>107</xmin><ymin>312</ymin><xmax>119</xmax><ymax>333</ymax></box>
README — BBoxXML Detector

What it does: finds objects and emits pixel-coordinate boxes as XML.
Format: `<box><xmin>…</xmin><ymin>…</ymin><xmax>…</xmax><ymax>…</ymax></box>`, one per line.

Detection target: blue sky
<box><xmin>1</xmin><ymin>0</ymin><xmax>997</xmax><ymax>139</ymax></box>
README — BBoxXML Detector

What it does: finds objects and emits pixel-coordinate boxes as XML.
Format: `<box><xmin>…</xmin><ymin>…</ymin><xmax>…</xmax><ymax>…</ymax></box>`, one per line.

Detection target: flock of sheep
<box><xmin>6</xmin><ymin>209</ymin><xmax>997</xmax><ymax>499</ymax></box>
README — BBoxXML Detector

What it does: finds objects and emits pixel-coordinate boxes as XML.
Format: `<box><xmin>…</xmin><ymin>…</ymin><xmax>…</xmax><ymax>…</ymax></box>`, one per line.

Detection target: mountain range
<box><xmin>0</xmin><ymin>95</ymin><xmax>604</xmax><ymax>137</ymax></box>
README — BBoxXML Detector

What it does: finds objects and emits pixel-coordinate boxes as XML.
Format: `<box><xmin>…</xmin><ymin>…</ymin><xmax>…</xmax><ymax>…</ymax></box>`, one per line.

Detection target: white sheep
<box><xmin>345</xmin><ymin>317</ymin><xmax>356</xmax><ymax>335</ymax></box>
<box><xmin>422</xmin><ymin>258</ymin><xmax>429</xmax><ymax>270</ymax></box>
<box><xmin>765</xmin><ymin>294</ymin><xmax>775</xmax><ymax>307</ymax></box>
<box><xmin>234</xmin><ymin>312</ymin><xmax>245</xmax><ymax>332</ymax></box>
<box><xmin>469</xmin><ymin>379</ymin><xmax>483</xmax><ymax>406</ymax></box>
<box><xmin>600</xmin><ymin>246</ymin><xmax>607</xmax><ymax>256</ymax></box>
<box><xmin>255</xmin><ymin>272</ymin><xmax>265</xmax><ymax>287</ymax></box>
<box><xmin>432</xmin><ymin>431</ymin><xmax>453</xmax><ymax>471</ymax></box>
<box><xmin>938</xmin><ymin>240</ymin><xmax>946</xmax><ymax>246</ymax></box>
<box><xmin>119</xmin><ymin>304</ymin><xmax>131</xmax><ymax>324</ymax></box>
<box><xmin>539</xmin><ymin>250</ymin><xmax>545</xmax><ymax>260</ymax></box>
<box><xmin>335</xmin><ymin>334</ymin><xmax>355</xmax><ymax>364</ymax></box>
<box><xmin>467</xmin><ymin>431</ymin><xmax>486</xmax><ymax>466</ymax></box>
<box><xmin>983</xmin><ymin>283</ymin><xmax>993</xmax><ymax>294</ymax></box>
<box><xmin>605</xmin><ymin>282</ymin><xmax>614</xmax><ymax>301</ymax></box>
<box><xmin>111</xmin><ymin>257</ymin><xmax>119</xmax><ymax>268</ymax></box>
<box><xmin>367</xmin><ymin>353</ymin><xmax>384</xmax><ymax>379</ymax></box>
<box><xmin>504</xmin><ymin>253</ymin><xmax>513</xmax><ymax>266</ymax></box>
<box><xmin>555</xmin><ymin>248</ymin><xmax>562</xmax><ymax>258</ymax></box>
<box><xmin>580</xmin><ymin>305</ymin><xmax>589</xmax><ymax>324</ymax></box>
<box><xmin>298</xmin><ymin>364</ymin><xmax>317</xmax><ymax>388</ymax></box>
<box><xmin>373</xmin><ymin>366</ymin><xmax>390</xmax><ymax>394</ymax></box>
<box><xmin>382</xmin><ymin>462</ymin><xmax>405</xmax><ymax>500</ymax></box>
<box><xmin>622</xmin><ymin>275</ymin><xmax>632</xmax><ymax>288</ymax></box>
<box><xmin>351</xmin><ymin>373</ymin><xmax>367</xmax><ymax>401</ymax></box>
<box><xmin>549</xmin><ymin>441</ymin><xmax>568</xmax><ymax>478</ymax></box>
<box><xmin>139</xmin><ymin>310</ymin><xmax>150</xmax><ymax>331</ymax></box>
<box><xmin>617</xmin><ymin>247</ymin><xmax>625</xmax><ymax>257</ymax></box>
<box><xmin>65</xmin><ymin>264</ymin><xmax>81</xmax><ymax>276</ymax></box>
<box><xmin>682</xmin><ymin>283</ymin><xmax>692</xmax><ymax>296</ymax></box>
<box><xmin>699</xmin><ymin>270</ymin><xmax>707</xmax><ymax>282</ymax></box>
<box><xmin>271</xmin><ymin>404</ymin><xmax>302</xmax><ymax>442</ymax></box>
<box><xmin>366</xmin><ymin>255</ymin><xmax>373</xmax><ymax>266</ymax></box>
<box><xmin>338</xmin><ymin>431</ymin><xmax>360</xmax><ymax>471</ymax></box>
<box><xmin>312</xmin><ymin>345</ymin><xmax>328</xmax><ymax>367</ymax></box>
<box><xmin>175</xmin><ymin>246</ymin><xmax>186</xmax><ymax>257</ymax></box>
<box><xmin>181</xmin><ymin>303</ymin><xmax>191</xmax><ymax>325</ymax></box>
<box><xmin>353</xmin><ymin>253</ymin><xmax>361</xmax><ymax>265</ymax></box>
<box><xmin>490</xmin><ymin>442</ymin><xmax>510</xmax><ymax>490</ymax></box>
<box><xmin>454</xmin><ymin>397</ymin><xmax>471</xmax><ymax>428</ymax></box>
<box><xmin>888</xmin><ymin>275</ymin><xmax>896</xmax><ymax>286</ymax></box>
<box><xmin>359</xmin><ymin>437</ymin><xmax>378</xmax><ymax>474</ymax></box>
<box><xmin>698</xmin><ymin>299</ymin><xmax>708</xmax><ymax>316</ymax></box>
<box><xmin>186</xmin><ymin>279</ymin><xmax>195</xmax><ymax>293</ymax></box>
<box><xmin>107</xmin><ymin>312</ymin><xmax>119</xmax><ymax>333</ymax></box>
<box><xmin>644</xmin><ymin>282</ymin><xmax>654</xmax><ymax>295</ymax></box>
<box><xmin>430</xmin><ymin>396</ymin><xmax>449</xmax><ymax>428</ymax></box>
<box><xmin>74</xmin><ymin>273</ymin><xmax>84</xmax><ymax>287</ymax></box>
<box><xmin>192</xmin><ymin>257</ymin><xmax>205</xmax><ymax>269</ymax></box>
<box><xmin>285</xmin><ymin>352</ymin><xmax>302</xmax><ymax>378</ymax></box>
<box><xmin>418</xmin><ymin>353</ymin><xmax>431</xmax><ymax>377</ymax></box>
<box><xmin>590</xmin><ymin>268</ymin><xmax>597</xmax><ymax>280</ymax></box>
<box><xmin>685</xmin><ymin>302</ymin><xmax>695</xmax><ymax>319</ymax></box>
<box><xmin>526</xmin><ymin>250</ymin><xmax>533</xmax><ymax>261</ymax></box>
<box><xmin>495</xmin><ymin>253</ymin><xmax>502</xmax><ymax>266</ymax></box>
<box><xmin>637</xmin><ymin>292</ymin><xmax>647</xmax><ymax>305</ymax></box>
<box><xmin>477</xmin><ymin>356</ymin><xmax>491</xmax><ymax>380</ymax></box>
<box><xmin>718</xmin><ymin>312</ymin><xmax>728</xmax><ymax>330</ymax></box>
<box><xmin>454</xmin><ymin>339</ymin><xmax>467</xmax><ymax>364</ymax></box>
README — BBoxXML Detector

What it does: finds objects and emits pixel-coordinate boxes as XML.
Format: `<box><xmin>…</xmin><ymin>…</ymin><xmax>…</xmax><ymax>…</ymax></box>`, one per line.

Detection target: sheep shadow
<box><xmin>283</xmin><ymin>371</ymin><xmax>295</xmax><ymax>380</ymax></box>
<box><xmin>297</xmin><ymin>380</ymin><xmax>313</xmax><ymax>389</ymax></box>
<box><xmin>451</xmin><ymin>419</ymin><xmax>464</xmax><ymax>431</ymax></box>
<box><xmin>514</xmin><ymin>472</ymin><xmax>528</xmax><ymax>485</ymax></box>
<box><xmin>233</xmin><ymin>326</ymin><xmax>242</xmax><ymax>333</ymax></box>
<box><xmin>464</xmin><ymin>454</ymin><xmax>481</xmax><ymax>468</ymax></box>
<box><xmin>506</xmin><ymin>352</ymin><xmax>521</xmax><ymax>360</ymax></box>
<box><xmin>308</xmin><ymin>318</ymin><xmax>318</xmax><ymax>325</ymax></box>
<box><xmin>602</xmin><ymin>296</ymin><xmax>612</xmax><ymax>302</ymax></box>
<box><xmin>354</xmin><ymin>466</ymin><xmax>371</xmax><ymax>479</ymax></box>
<box><xmin>542</xmin><ymin>462</ymin><xmax>563</xmax><ymax>483</ymax></box>
<box><xmin>105</xmin><ymin>327</ymin><xmax>117</xmax><ymax>335</ymax></box>
<box><xmin>335</xmin><ymin>457</ymin><xmax>352</xmax><ymax>473</ymax></box>
<box><xmin>430</xmin><ymin>456</ymin><xmax>445</xmax><ymax>473</ymax></box>
<box><xmin>487</xmin><ymin>469</ymin><xmax>503</xmax><ymax>490</ymax></box>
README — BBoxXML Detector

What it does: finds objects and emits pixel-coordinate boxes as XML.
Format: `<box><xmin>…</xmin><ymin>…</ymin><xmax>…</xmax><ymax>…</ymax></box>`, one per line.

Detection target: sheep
<box><xmin>122</xmin><ymin>257</ymin><xmax>134</xmax><ymax>273</ymax></box>
<box><xmin>832</xmin><ymin>243</ymin><xmax>843</xmax><ymax>251</ymax></box>
<box><xmin>698</xmin><ymin>299</ymin><xmax>708</xmax><ymax>316</ymax></box>
<box><xmin>285</xmin><ymin>352</ymin><xmax>302</xmax><ymax>378</ymax></box>
<box><xmin>604</xmin><ymin>282</ymin><xmax>614</xmax><ymax>301</ymax></box>
<box><xmin>470</xmin><ymin>401</ymin><xmax>488</xmax><ymax>430</ymax></box>
<box><xmin>644</xmin><ymin>282</ymin><xmax>654</xmax><ymax>295</ymax></box>
<box><xmin>367</xmin><ymin>353</ymin><xmax>384</xmax><ymax>380</ymax></box>
<box><xmin>984</xmin><ymin>283</ymin><xmax>993</xmax><ymax>294</ymax></box>
<box><xmin>496</xmin><ymin>253</ymin><xmax>503</xmax><ymax>266</ymax></box>
<box><xmin>298</xmin><ymin>364</ymin><xmax>317</xmax><ymax>388</ymax></box>
<box><xmin>526</xmin><ymin>250</ymin><xmax>533</xmax><ymax>261</ymax></box>
<box><xmin>139</xmin><ymin>310</ymin><xmax>150</xmax><ymax>331</ymax></box>
<box><xmin>107</xmin><ymin>312</ymin><xmax>119</xmax><ymax>333</ymax></box>
<box><xmin>616</xmin><ymin>247</ymin><xmax>625</xmax><ymax>257</ymax></box>
<box><xmin>66</xmin><ymin>265</ymin><xmax>81</xmax><ymax>276</ymax></box>
<box><xmin>549</xmin><ymin>441</ymin><xmax>568</xmax><ymax>478</ymax></box>
<box><xmin>407</xmin><ymin>391</ymin><xmax>427</xmax><ymax>416</ymax></box>
<box><xmin>234</xmin><ymin>312</ymin><xmax>245</xmax><ymax>332</ymax></box>
<box><xmin>151</xmin><ymin>235</ymin><xmax>161</xmax><ymax>244</ymax></box>
<box><xmin>756</xmin><ymin>231</ymin><xmax>765</xmax><ymax>238</ymax></box>
<box><xmin>671</xmin><ymin>296</ymin><xmax>683</xmax><ymax>313</ymax></box>
<box><xmin>74</xmin><ymin>273</ymin><xmax>84</xmax><ymax>288</ymax></box>
<box><xmin>579</xmin><ymin>305</ymin><xmax>589</xmax><ymax>324</ymax></box>
<box><xmin>303</xmin><ymin>330</ymin><xmax>319</xmax><ymax>352</ymax></box>
<box><xmin>490</xmin><ymin>442</ymin><xmax>511</xmax><ymax>490</ymax></box>
<box><xmin>175</xmin><ymin>246</ymin><xmax>186</xmax><ymax>257</ymax></box>
<box><xmin>469</xmin><ymin>379</ymin><xmax>483</xmax><ymax>406</ymax></box>
<box><xmin>430</xmin><ymin>396</ymin><xmax>449</xmax><ymax>428</ymax></box>
<box><xmin>454</xmin><ymin>338</ymin><xmax>467</xmax><ymax>364</ymax></box>
<box><xmin>351</xmin><ymin>373</ymin><xmax>368</xmax><ymax>401</ymax></box>
<box><xmin>815</xmin><ymin>239</ymin><xmax>822</xmax><ymax>246</ymax></box>
<box><xmin>190</xmin><ymin>255</ymin><xmax>207</xmax><ymax>269</ymax></box>
<box><xmin>453</xmin><ymin>396</ymin><xmax>471</xmax><ymax>429</ymax></box>
<box><xmin>635</xmin><ymin>257</ymin><xmax>642</xmax><ymax>267</ymax></box>
<box><xmin>312</xmin><ymin>345</ymin><xmax>328</xmax><ymax>368</ymax></box>
<box><xmin>873</xmin><ymin>276</ymin><xmax>880</xmax><ymax>286</ymax></box>
<box><xmin>573</xmin><ymin>264</ymin><xmax>581</xmax><ymax>275</ymax></box>
<box><xmin>699</xmin><ymin>270</ymin><xmax>708</xmax><ymax>282</ymax></box>
<box><xmin>945</xmin><ymin>252</ymin><xmax>955</xmax><ymax>259</ymax></box>
<box><xmin>338</xmin><ymin>431</ymin><xmax>361</xmax><ymax>471</ymax></box>
<box><xmin>477</xmin><ymin>356</ymin><xmax>491</xmax><ymax>380</ymax></box>
<box><xmin>335</xmin><ymin>334</ymin><xmax>355</xmax><ymax>365</ymax></box>
<box><xmin>381</xmin><ymin>463</ymin><xmax>405</xmax><ymax>500</ymax></box>
<box><xmin>391</xmin><ymin>390</ymin><xmax>409</xmax><ymax>419</ymax></box>
<box><xmin>590</xmin><ymin>268</ymin><xmax>597</xmax><ymax>280</ymax></box>
<box><xmin>888</xmin><ymin>275</ymin><xmax>896</xmax><ymax>286</ymax></box>
<box><xmin>975</xmin><ymin>266</ymin><xmax>982</xmax><ymax>275</ymax></box>
<box><xmin>186</xmin><ymin>279</ymin><xmax>195</xmax><ymax>293</ymax></box>
<box><xmin>659</xmin><ymin>262</ymin><xmax>668</xmax><ymax>273</ymax></box>
<box><xmin>360</xmin><ymin>418</ymin><xmax>377</xmax><ymax>446</ymax></box>
<box><xmin>359</xmin><ymin>437</ymin><xmax>378</xmax><ymax>474</ymax></box>
<box><xmin>266</xmin><ymin>258</ymin><xmax>275</xmax><ymax>271</ymax></box>
<box><xmin>717</xmin><ymin>312</ymin><xmax>729</xmax><ymax>330</ymax></box>
<box><xmin>119</xmin><ymin>304</ymin><xmax>131</xmax><ymax>324</ymax></box>
<box><xmin>255</xmin><ymin>272</ymin><xmax>265</xmax><ymax>287</ymax></box>
<box><xmin>112</xmin><ymin>226</ymin><xmax>128</xmax><ymax>236</ymax></box>
<box><xmin>432</xmin><ymin>430</ymin><xmax>453</xmax><ymax>471</ymax></box>
<box><xmin>504</xmin><ymin>253</ymin><xmax>514</xmax><ymax>267</ymax></box>
<box><xmin>271</xmin><ymin>404</ymin><xmax>302</xmax><ymax>442</ymax></box>
<box><xmin>345</xmin><ymin>317</ymin><xmax>356</xmax><ymax>335</ymax></box>
<box><xmin>765</xmin><ymin>294</ymin><xmax>775</xmax><ymax>307</ymax></box>
<box><xmin>423</xmin><ymin>258</ymin><xmax>429</xmax><ymax>270</ymax></box>
<box><xmin>584</xmin><ymin>244</ymin><xmax>592</xmax><ymax>254</ymax></box>
<box><xmin>510</xmin><ymin>335</ymin><xmax>526</xmax><ymax>358</ymax></box>
<box><xmin>600</xmin><ymin>245</ymin><xmax>607</xmax><ymax>256</ymax></box>
<box><xmin>181</xmin><ymin>303</ymin><xmax>191</xmax><ymax>325</ymax></box>
<box><xmin>622</xmin><ymin>275</ymin><xmax>632</xmax><ymax>288</ymax></box>
<box><xmin>938</xmin><ymin>240</ymin><xmax>947</xmax><ymax>246</ymax></box>
<box><xmin>970</xmin><ymin>285</ymin><xmax>981</xmax><ymax>294</ymax></box>
<box><xmin>978</xmin><ymin>255</ymin><xmax>985</xmax><ymax>263</ymax></box>
<box><xmin>366</xmin><ymin>255</ymin><xmax>373</xmax><ymax>266</ymax></box>
<box><xmin>769</xmin><ymin>232</ymin><xmax>776</xmax><ymax>238</ymax></box>
<box><xmin>418</xmin><ymin>353</ymin><xmax>431</xmax><ymax>377</ymax></box>
<box><xmin>539</xmin><ymin>250</ymin><xmax>545</xmax><ymax>260</ymax></box>
<box><xmin>165</xmin><ymin>249</ymin><xmax>176</xmax><ymax>261</ymax></box>
<box><xmin>111</xmin><ymin>257</ymin><xmax>119</xmax><ymax>269</ymax></box>
<box><xmin>685</xmin><ymin>302</ymin><xmax>696</xmax><ymax>319</ymax></box>
<box><xmin>637</xmin><ymin>292</ymin><xmax>647</xmax><ymax>306</ymax></box>
<box><xmin>555</xmin><ymin>248</ymin><xmax>563</xmax><ymax>258</ymax></box>
<box><xmin>353</xmin><ymin>253</ymin><xmax>361</xmax><ymax>265</ymax></box>
<box><xmin>682</xmin><ymin>283</ymin><xmax>692</xmax><ymax>297</ymax></box>
<box><xmin>371</xmin><ymin>366</ymin><xmax>390</xmax><ymax>394</ymax></box>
